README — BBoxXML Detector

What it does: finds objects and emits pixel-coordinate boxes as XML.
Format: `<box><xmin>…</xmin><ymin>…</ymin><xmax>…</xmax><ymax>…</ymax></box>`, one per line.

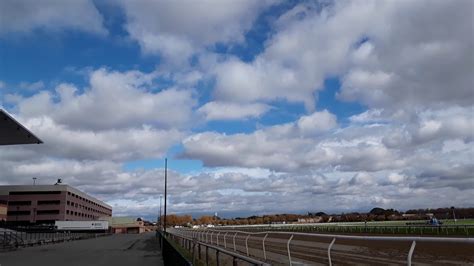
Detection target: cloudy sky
<box><xmin>0</xmin><ymin>0</ymin><xmax>473</xmax><ymax>219</ymax></box>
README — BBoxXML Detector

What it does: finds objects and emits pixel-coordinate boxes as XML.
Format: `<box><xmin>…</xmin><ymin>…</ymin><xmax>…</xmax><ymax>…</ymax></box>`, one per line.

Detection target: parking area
<box><xmin>0</xmin><ymin>232</ymin><xmax>163</xmax><ymax>266</ymax></box>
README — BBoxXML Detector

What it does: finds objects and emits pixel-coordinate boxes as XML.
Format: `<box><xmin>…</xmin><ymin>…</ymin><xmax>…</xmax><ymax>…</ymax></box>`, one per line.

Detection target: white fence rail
<box><xmin>169</xmin><ymin>228</ymin><xmax>474</xmax><ymax>265</ymax></box>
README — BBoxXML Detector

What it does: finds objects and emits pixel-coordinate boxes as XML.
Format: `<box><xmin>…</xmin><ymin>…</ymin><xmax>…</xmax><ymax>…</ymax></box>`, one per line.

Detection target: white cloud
<box><xmin>198</xmin><ymin>101</ymin><xmax>270</xmax><ymax>121</ymax></box>
<box><xmin>182</xmin><ymin>110</ymin><xmax>404</xmax><ymax>172</ymax></box>
<box><xmin>213</xmin><ymin>0</ymin><xmax>473</xmax><ymax>112</ymax></box>
<box><xmin>388</xmin><ymin>173</ymin><xmax>407</xmax><ymax>184</ymax></box>
<box><xmin>337</xmin><ymin>0</ymin><xmax>474</xmax><ymax>109</ymax></box>
<box><xmin>17</xmin><ymin>68</ymin><xmax>197</xmax><ymax>130</ymax></box>
<box><xmin>120</xmin><ymin>0</ymin><xmax>276</xmax><ymax>65</ymax></box>
<box><xmin>212</xmin><ymin>1</ymin><xmax>378</xmax><ymax>110</ymax></box>
<box><xmin>23</xmin><ymin>116</ymin><xmax>184</xmax><ymax>161</ymax></box>
<box><xmin>296</xmin><ymin>109</ymin><xmax>337</xmax><ymax>136</ymax></box>
<box><xmin>0</xmin><ymin>0</ymin><xmax>106</xmax><ymax>35</ymax></box>
<box><xmin>18</xmin><ymin>81</ymin><xmax>45</xmax><ymax>91</ymax></box>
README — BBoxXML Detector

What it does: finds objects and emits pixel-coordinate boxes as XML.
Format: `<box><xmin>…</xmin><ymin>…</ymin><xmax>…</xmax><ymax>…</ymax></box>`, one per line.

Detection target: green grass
<box><xmin>441</xmin><ymin>219</ymin><xmax>474</xmax><ymax>225</ymax></box>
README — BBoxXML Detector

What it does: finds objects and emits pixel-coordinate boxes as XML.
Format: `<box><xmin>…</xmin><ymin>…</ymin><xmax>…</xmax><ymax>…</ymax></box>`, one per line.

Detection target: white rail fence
<box><xmin>169</xmin><ymin>228</ymin><xmax>474</xmax><ymax>265</ymax></box>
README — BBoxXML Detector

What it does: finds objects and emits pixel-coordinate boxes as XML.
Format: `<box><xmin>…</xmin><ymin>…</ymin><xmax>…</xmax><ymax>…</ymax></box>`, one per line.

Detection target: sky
<box><xmin>0</xmin><ymin>0</ymin><xmax>473</xmax><ymax>220</ymax></box>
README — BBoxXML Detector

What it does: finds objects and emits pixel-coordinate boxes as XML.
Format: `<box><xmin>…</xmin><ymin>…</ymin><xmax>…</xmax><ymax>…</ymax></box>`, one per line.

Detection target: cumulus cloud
<box><xmin>182</xmin><ymin>109</ymin><xmax>405</xmax><ymax>172</ymax></box>
<box><xmin>17</xmin><ymin>68</ymin><xmax>197</xmax><ymax>130</ymax></box>
<box><xmin>18</xmin><ymin>81</ymin><xmax>45</xmax><ymax>91</ymax></box>
<box><xmin>0</xmin><ymin>0</ymin><xmax>106</xmax><ymax>35</ymax></box>
<box><xmin>212</xmin><ymin>1</ymin><xmax>378</xmax><ymax>110</ymax></box>
<box><xmin>120</xmin><ymin>0</ymin><xmax>276</xmax><ymax>65</ymax></box>
<box><xmin>337</xmin><ymin>0</ymin><xmax>474</xmax><ymax>109</ymax></box>
<box><xmin>296</xmin><ymin>109</ymin><xmax>337</xmax><ymax>136</ymax></box>
<box><xmin>213</xmin><ymin>0</ymin><xmax>473</xmax><ymax>111</ymax></box>
<box><xmin>197</xmin><ymin>101</ymin><xmax>270</xmax><ymax>121</ymax></box>
<box><xmin>1</xmin><ymin>0</ymin><xmax>473</xmax><ymax>217</ymax></box>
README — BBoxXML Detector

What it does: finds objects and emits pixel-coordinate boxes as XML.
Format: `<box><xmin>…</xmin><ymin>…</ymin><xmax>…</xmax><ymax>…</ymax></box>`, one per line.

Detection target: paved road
<box><xmin>0</xmin><ymin>232</ymin><xmax>163</xmax><ymax>266</ymax></box>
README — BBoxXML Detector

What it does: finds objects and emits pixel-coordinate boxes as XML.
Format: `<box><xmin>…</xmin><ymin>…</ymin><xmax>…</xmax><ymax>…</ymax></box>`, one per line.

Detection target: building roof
<box><xmin>0</xmin><ymin>109</ymin><xmax>43</xmax><ymax>145</ymax></box>
<box><xmin>0</xmin><ymin>184</ymin><xmax>112</xmax><ymax>209</ymax></box>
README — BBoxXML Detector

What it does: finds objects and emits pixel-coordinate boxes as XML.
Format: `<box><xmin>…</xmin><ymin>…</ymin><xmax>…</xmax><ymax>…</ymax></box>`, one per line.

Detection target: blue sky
<box><xmin>0</xmin><ymin>0</ymin><xmax>472</xmax><ymax>219</ymax></box>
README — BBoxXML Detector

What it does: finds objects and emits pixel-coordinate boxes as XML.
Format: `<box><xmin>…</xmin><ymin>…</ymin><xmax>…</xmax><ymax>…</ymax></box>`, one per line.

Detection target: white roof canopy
<box><xmin>0</xmin><ymin>109</ymin><xmax>43</xmax><ymax>145</ymax></box>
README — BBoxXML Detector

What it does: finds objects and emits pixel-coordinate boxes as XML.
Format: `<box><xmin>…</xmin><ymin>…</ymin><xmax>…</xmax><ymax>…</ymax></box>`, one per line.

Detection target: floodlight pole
<box><xmin>163</xmin><ymin>158</ymin><xmax>167</xmax><ymax>233</ymax></box>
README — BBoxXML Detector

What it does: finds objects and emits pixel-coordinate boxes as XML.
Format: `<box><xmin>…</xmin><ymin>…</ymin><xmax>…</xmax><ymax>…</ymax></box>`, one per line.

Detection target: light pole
<box><xmin>159</xmin><ymin>195</ymin><xmax>162</xmax><ymax>230</ymax></box>
<box><xmin>33</xmin><ymin>177</ymin><xmax>37</xmax><ymax>185</ymax></box>
<box><xmin>163</xmin><ymin>158</ymin><xmax>167</xmax><ymax>233</ymax></box>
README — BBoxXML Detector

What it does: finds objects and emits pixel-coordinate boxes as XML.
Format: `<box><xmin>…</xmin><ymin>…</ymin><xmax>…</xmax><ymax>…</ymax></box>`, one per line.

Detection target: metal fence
<box><xmin>170</xmin><ymin>228</ymin><xmax>474</xmax><ymax>265</ymax></box>
<box><xmin>158</xmin><ymin>231</ymin><xmax>192</xmax><ymax>266</ymax></box>
<box><xmin>164</xmin><ymin>230</ymin><xmax>270</xmax><ymax>266</ymax></box>
<box><xmin>1</xmin><ymin>229</ymin><xmax>111</xmax><ymax>251</ymax></box>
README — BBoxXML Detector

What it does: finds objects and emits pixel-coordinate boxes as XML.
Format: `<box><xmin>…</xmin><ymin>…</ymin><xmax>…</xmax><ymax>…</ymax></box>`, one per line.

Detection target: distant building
<box><xmin>0</xmin><ymin>185</ymin><xmax>112</xmax><ymax>224</ymax></box>
<box><xmin>101</xmin><ymin>217</ymin><xmax>145</xmax><ymax>234</ymax></box>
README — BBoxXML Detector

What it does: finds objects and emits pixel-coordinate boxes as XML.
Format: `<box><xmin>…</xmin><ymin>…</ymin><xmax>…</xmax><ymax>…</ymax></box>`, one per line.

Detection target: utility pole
<box><xmin>163</xmin><ymin>158</ymin><xmax>167</xmax><ymax>233</ymax></box>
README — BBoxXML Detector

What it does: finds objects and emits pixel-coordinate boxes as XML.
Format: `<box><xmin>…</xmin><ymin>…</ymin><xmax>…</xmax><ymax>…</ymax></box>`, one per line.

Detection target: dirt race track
<box><xmin>171</xmin><ymin>229</ymin><xmax>474</xmax><ymax>265</ymax></box>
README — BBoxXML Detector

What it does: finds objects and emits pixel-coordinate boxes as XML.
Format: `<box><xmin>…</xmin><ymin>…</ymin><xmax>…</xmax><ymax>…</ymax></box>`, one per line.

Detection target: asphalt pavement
<box><xmin>0</xmin><ymin>232</ymin><xmax>163</xmax><ymax>266</ymax></box>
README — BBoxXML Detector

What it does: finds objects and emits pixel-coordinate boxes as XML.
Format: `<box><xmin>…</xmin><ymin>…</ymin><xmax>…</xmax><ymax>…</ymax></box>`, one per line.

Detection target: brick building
<box><xmin>0</xmin><ymin>185</ymin><xmax>112</xmax><ymax>224</ymax></box>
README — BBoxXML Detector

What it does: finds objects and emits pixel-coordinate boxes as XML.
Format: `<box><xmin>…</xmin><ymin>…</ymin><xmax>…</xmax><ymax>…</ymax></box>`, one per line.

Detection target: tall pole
<box><xmin>159</xmin><ymin>195</ymin><xmax>162</xmax><ymax>230</ymax></box>
<box><xmin>163</xmin><ymin>158</ymin><xmax>167</xmax><ymax>233</ymax></box>
<box><xmin>33</xmin><ymin>177</ymin><xmax>37</xmax><ymax>185</ymax></box>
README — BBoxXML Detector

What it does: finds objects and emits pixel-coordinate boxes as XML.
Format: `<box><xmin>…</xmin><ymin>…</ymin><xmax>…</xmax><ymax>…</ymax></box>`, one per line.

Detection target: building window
<box><xmin>10</xmin><ymin>191</ymin><xmax>61</xmax><ymax>195</ymax></box>
<box><xmin>8</xmin><ymin>201</ymin><xmax>32</xmax><ymax>206</ymax></box>
<box><xmin>36</xmin><ymin>210</ymin><xmax>60</xmax><ymax>215</ymax></box>
<box><xmin>38</xmin><ymin>200</ymin><xmax>61</xmax><ymax>205</ymax></box>
<box><xmin>7</xmin><ymin>210</ymin><xmax>30</xmax><ymax>215</ymax></box>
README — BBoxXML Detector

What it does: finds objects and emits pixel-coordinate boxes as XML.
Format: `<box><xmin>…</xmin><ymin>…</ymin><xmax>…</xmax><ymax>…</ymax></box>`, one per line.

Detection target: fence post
<box><xmin>216</xmin><ymin>250</ymin><xmax>220</xmax><ymax>266</ymax></box>
<box><xmin>233</xmin><ymin>232</ymin><xmax>237</xmax><ymax>251</ymax></box>
<box><xmin>217</xmin><ymin>232</ymin><xmax>220</xmax><ymax>246</ymax></box>
<box><xmin>224</xmin><ymin>232</ymin><xmax>228</xmax><ymax>249</ymax></box>
<box><xmin>198</xmin><ymin>243</ymin><xmax>202</xmax><ymax>260</ymax></box>
<box><xmin>328</xmin><ymin>238</ymin><xmax>336</xmax><ymax>266</ymax></box>
<box><xmin>245</xmin><ymin>234</ymin><xmax>250</xmax><ymax>256</ymax></box>
<box><xmin>287</xmin><ymin>234</ymin><xmax>294</xmax><ymax>266</ymax></box>
<box><xmin>206</xmin><ymin>246</ymin><xmax>209</xmax><ymax>265</ymax></box>
<box><xmin>233</xmin><ymin>257</ymin><xmax>238</xmax><ymax>266</ymax></box>
<box><xmin>192</xmin><ymin>242</ymin><xmax>196</xmax><ymax>264</ymax></box>
<box><xmin>407</xmin><ymin>241</ymin><xmax>416</xmax><ymax>266</ymax></box>
<box><xmin>262</xmin><ymin>233</ymin><xmax>268</xmax><ymax>261</ymax></box>
<box><xmin>210</xmin><ymin>232</ymin><xmax>214</xmax><ymax>245</ymax></box>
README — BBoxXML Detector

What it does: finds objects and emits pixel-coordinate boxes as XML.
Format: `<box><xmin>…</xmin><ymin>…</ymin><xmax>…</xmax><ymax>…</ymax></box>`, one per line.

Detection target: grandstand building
<box><xmin>0</xmin><ymin>185</ymin><xmax>112</xmax><ymax>224</ymax></box>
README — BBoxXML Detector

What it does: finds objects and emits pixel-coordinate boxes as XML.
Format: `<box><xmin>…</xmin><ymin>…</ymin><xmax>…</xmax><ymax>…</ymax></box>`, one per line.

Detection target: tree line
<box><xmin>158</xmin><ymin>207</ymin><xmax>474</xmax><ymax>227</ymax></box>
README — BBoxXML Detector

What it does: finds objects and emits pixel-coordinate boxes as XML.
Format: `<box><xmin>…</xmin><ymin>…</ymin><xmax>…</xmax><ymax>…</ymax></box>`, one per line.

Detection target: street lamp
<box><xmin>32</xmin><ymin>177</ymin><xmax>37</xmax><ymax>185</ymax></box>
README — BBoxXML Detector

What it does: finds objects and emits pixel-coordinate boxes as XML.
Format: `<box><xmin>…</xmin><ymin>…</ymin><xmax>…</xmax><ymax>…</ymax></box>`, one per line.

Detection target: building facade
<box><xmin>0</xmin><ymin>185</ymin><xmax>112</xmax><ymax>224</ymax></box>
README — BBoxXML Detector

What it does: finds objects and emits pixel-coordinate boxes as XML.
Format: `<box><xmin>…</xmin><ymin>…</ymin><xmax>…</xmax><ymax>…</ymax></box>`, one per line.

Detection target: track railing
<box><xmin>166</xmin><ymin>229</ymin><xmax>270</xmax><ymax>265</ymax></box>
<box><xmin>220</xmin><ymin>224</ymin><xmax>474</xmax><ymax>236</ymax></box>
<box><xmin>170</xmin><ymin>227</ymin><xmax>474</xmax><ymax>265</ymax></box>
